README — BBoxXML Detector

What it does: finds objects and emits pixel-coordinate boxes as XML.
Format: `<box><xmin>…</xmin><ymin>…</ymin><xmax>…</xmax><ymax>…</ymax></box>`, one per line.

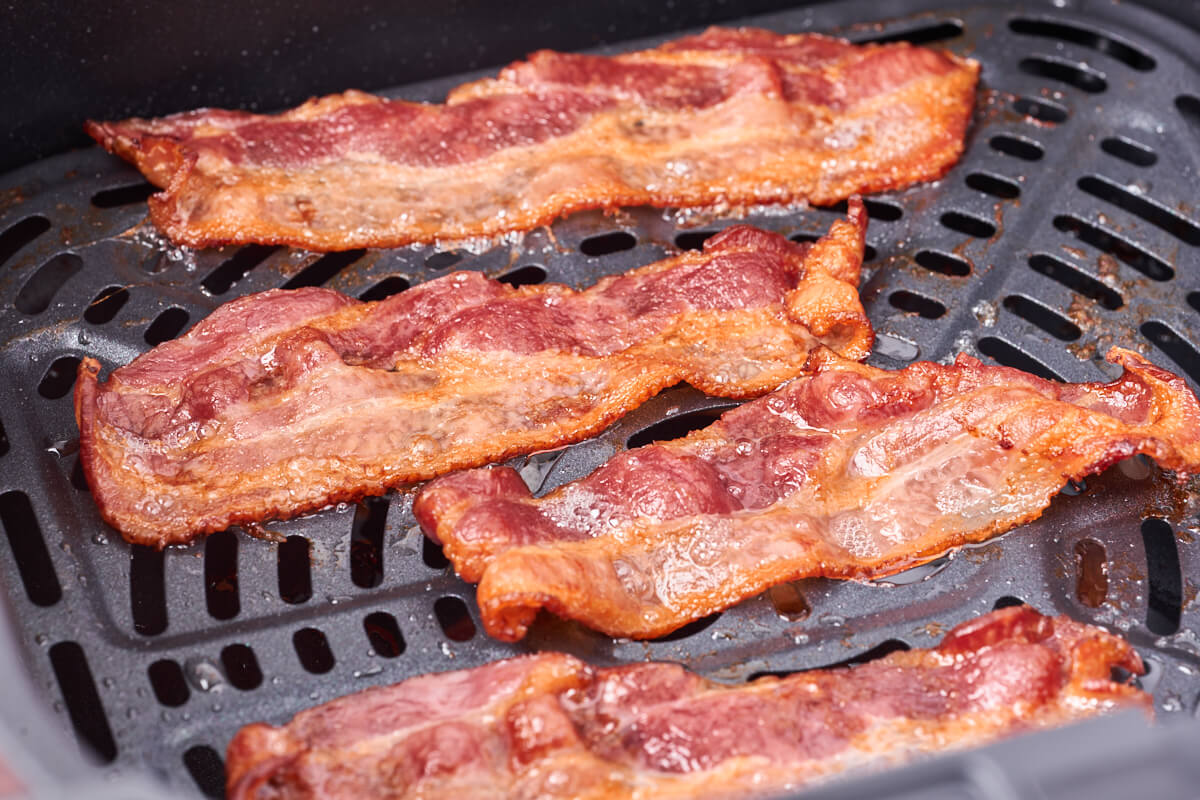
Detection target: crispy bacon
<box><xmin>416</xmin><ymin>348</ymin><xmax>1200</xmax><ymax>641</ymax></box>
<box><xmin>225</xmin><ymin>606</ymin><xmax>1148</xmax><ymax>799</ymax></box>
<box><xmin>75</xmin><ymin>209</ymin><xmax>871</xmax><ymax>546</ymax></box>
<box><xmin>85</xmin><ymin>27</ymin><xmax>978</xmax><ymax>250</ymax></box>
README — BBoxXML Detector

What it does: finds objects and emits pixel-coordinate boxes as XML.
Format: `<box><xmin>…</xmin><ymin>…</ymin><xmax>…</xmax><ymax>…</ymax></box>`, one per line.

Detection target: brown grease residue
<box><xmin>1066</xmin><ymin>294</ymin><xmax>1105</xmax><ymax>330</ymax></box>
<box><xmin>921</xmin><ymin>621</ymin><xmax>946</xmax><ymax>638</ymax></box>
<box><xmin>1143</xmin><ymin>472</ymin><xmax>1200</xmax><ymax>522</ymax></box>
<box><xmin>1064</xmin><ymin>294</ymin><xmax>1109</xmax><ymax>362</ymax></box>
<box><xmin>0</xmin><ymin>186</ymin><xmax>27</xmax><ymax>215</ymax></box>
<box><xmin>990</xmin><ymin>200</ymin><xmax>1005</xmax><ymax>242</ymax></box>
<box><xmin>241</xmin><ymin>521</ymin><xmax>287</xmax><ymax>543</ymax></box>
<box><xmin>541</xmin><ymin>224</ymin><xmax>572</xmax><ymax>256</ymax></box>
<box><xmin>767</xmin><ymin>581</ymin><xmax>812</xmax><ymax>621</ymax></box>
<box><xmin>1067</xmin><ymin>341</ymin><xmax>1098</xmax><ymax>361</ymax></box>
<box><xmin>962</xmin><ymin>541</ymin><xmax>1002</xmax><ymax>565</ymax></box>
<box><xmin>951</xmin><ymin>237</ymin><xmax>972</xmax><ymax>262</ymax></box>
<box><xmin>1096</xmin><ymin>253</ymin><xmax>1120</xmax><ymax>281</ymax></box>
<box><xmin>977</xmin><ymin>88</ymin><xmax>1022</xmax><ymax>126</ymax></box>
<box><xmin>1073</xmin><ymin>538</ymin><xmax>1109</xmax><ymax>608</ymax></box>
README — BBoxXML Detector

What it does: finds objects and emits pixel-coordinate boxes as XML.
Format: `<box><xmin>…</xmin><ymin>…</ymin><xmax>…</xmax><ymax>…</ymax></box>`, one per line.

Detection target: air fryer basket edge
<box><xmin>1</xmin><ymin>0</ymin><xmax>1199</xmax><ymax>797</ymax></box>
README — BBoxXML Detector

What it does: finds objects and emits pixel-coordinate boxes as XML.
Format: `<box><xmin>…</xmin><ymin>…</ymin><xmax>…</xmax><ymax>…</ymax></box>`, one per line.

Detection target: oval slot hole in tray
<box><xmin>0</xmin><ymin>215</ymin><xmax>51</xmax><ymax>269</ymax></box>
<box><xmin>423</xmin><ymin>535</ymin><xmax>450</xmax><ymax>570</ymax></box>
<box><xmin>1177</xmin><ymin>94</ymin><xmax>1200</xmax><ymax>135</ymax></box>
<box><xmin>278</xmin><ymin>535</ymin><xmax>313</xmax><ymax>604</ymax></box>
<box><xmin>202</xmin><ymin>245</ymin><xmax>280</xmax><ymax>295</ymax></box>
<box><xmin>364</xmin><ymin>611</ymin><xmax>406</xmax><ymax>657</ymax></box>
<box><xmin>221</xmin><ymin>644</ymin><xmax>264</xmax><ymax>690</ymax></box>
<box><xmin>1052</xmin><ymin>215</ymin><xmax>1173</xmax><ymax>281</ymax></box>
<box><xmin>915</xmin><ymin>250</ymin><xmax>971</xmax><ymax>276</ymax></box>
<box><xmin>147</xmin><ymin>659</ymin><xmax>190</xmax><ymax>707</ymax></box>
<box><xmin>1002</xmin><ymin>295</ymin><xmax>1081</xmax><ymax>340</ymax></box>
<box><xmin>675</xmin><ymin>230</ymin><xmax>718</xmax><ymax>251</ymax></box>
<box><xmin>37</xmin><ymin>355</ymin><xmax>81</xmax><ymax>400</ymax></box>
<box><xmin>854</xmin><ymin>19</ymin><xmax>962</xmax><ymax>45</ymax></box>
<box><xmin>91</xmin><ymin>182</ymin><xmax>156</xmax><ymax>208</ymax></box>
<box><xmin>989</xmin><ymin>134</ymin><xmax>1044</xmax><ymax>161</ymax></box>
<box><xmin>204</xmin><ymin>530</ymin><xmax>240</xmax><ymax>620</ymax></box>
<box><xmin>49</xmin><ymin>641</ymin><xmax>117</xmax><ymax>763</ymax></box>
<box><xmin>130</xmin><ymin>545</ymin><xmax>167</xmax><ymax>636</ymax></box>
<box><xmin>1074</xmin><ymin>538</ymin><xmax>1108</xmax><ymax>608</ymax></box>
<box><xmin>649</xmin><ymin>611</ymin><xmax>722</xmax><ymax>642</ymax></box>
<box><xmin>145</xmin><ymin>307</ymin><xmax>191</xmax><ymax>345</ymax></box>
<box><xmin>829</xmin><ymin>197</ymin><xmax>903</xmax><ymax>221</ymax></box>
<box><xmin>293</xmin><ymin>627</ymin><xmax>336</xmax><ymax>674</ymax></box>
<box><xmin>351</xmin><ymin>497</ymin><xmax>388</xmax><ymax>588</ymax></box>
<box><xmin>626</xmin><ymin>407</ymin><xmax>730</xmax><ymax>448</ymax></box>
<box><xmin>1012</xmin><ymin>95</ymin><xmax>1068</xmax><ymax>123</ymax></box>
<box><xmin>1077</xmin><ymin>175</ymin><xmax>1200</xmax><ymax>246</ymax></box>
<box><xmin>1018</xmin><ymin>56</ymin><xmax>1107</xmax><ymax>93</ymax></box>
<box><xmin>182</xmin><ymin>745</ymin><xmax>225</xmax><ymax>799</ymax></box>
<box><xmin>889</xmin><ymin>290</ymin><xmax>945</xmax><ymax>319</ymax></box>
<box><xmin>15</xmin><ymin>253</ymin><xmax>82</xmax><ymax>315</ymax></box>
<box><xmin>1027</xmin><ymin>253</ymin><xmax>1123</xmax><ymax>310</ymax></box>
<box><xmin>749</xmin><ymin>639</ymin><xmax>912</xmax><ymax>679</ymax></box>
<box><xmin>499</xmin><ymin>264</ymin><xmax>548</xmax><ymax>287</ymax></box>
<box><xmin>1100</xmin><ymin>137</ymin><xmax>1157</xmax><ymax>167</ymax></box>
<box><xmin>359</xmin><ymin>276</ymin><xmax>410</xmax><ymax>302</ymax></box>
<box><xmin>1141</xmin><ymin>321</ymin><xmax>1200</xmax><ymax>386</ymax></box>
<box><xmin>281</xmin><ymin>249</ymin><xmax>365</xmax><ymax>290</ymax></box>
<box><xmin>993</xmin><ymin>595</ymin><xmax>1026</xmax><ymax>610</ymax></box>
<box><xmin>580</xmin><ymin>231</ymin><xmax>637</xmax><ymax>256</ymax></box>
<box><xmin>1008</xmin><ymin>18</ymin><xmax>1155</xmax><ymax>71</ymax></box>
<box><xmin>966</xmin><ymin>172</ymin><xmax>1020</xmax><ymax>199</ymax></box>
<box><xmin>84</xmin><ymin>285</ymin><xmax>130</xmax><ymax>324</ymax></box>
<box><xmin>434</xmin><ymin>596</ymin><xmax>477</xmax><ymax>641</ymax></box>
<box><xmin>977</xmin><ymin>337</ymin><xmax>1065</xmax><ymax>382</ymax></box>
<box><xmin>0</xmin><ymin>490</ymin><xmax>61</xmax><ymax>606</ymax></box>
<box><xmin>1141</xmin><ymin>518</ymin><xmax>1182</xmax><ymax>635</ymax></box>
<box><xmin>940</xmin><ymin>211</ymin><xmax>996</xmax><ymax>238</ymax></box>
<box><xmin>426</xmin><ymin>250</ymin><xmax>464</xmax><ymax>270</ymax></box>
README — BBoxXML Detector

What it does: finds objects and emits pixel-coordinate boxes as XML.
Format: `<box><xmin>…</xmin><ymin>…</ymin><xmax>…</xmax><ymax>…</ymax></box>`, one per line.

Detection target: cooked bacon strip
<box><xmin>75</xmin><ymin>210</ymin><xmax>872</xmax><ymax>547</ymax></box>
<box><xmin>225</xmin><ymin>606</ymin><xmax>1148</xmax><ymax>799</ymax></box>
<box><xmin>417</xmin><ymin>348</ymin><xmax>1200</xmax><ymax>641</ymax></box>
<box><xmin>85</xmin><ymin>27</ymin><xmax>978</xmax><ymax>250</ymax></box>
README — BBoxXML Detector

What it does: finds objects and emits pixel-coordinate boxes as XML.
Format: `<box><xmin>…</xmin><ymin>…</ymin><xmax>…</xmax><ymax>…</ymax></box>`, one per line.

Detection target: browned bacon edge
<box><xmin>416</xmin><ymin>347</ymin><xmax>1200</xmax><ymax>641</ymax></box>
<box><xmin>75</xmin><ymin>208</ymin><xmax>871</xmax><ymax>547</ymax></box>
<box><xmin>224</xmin><ymin>606</ymin><xmax>1149</xmax><ymax>800</ymax></box>
<box><xmin>85</xmin><ymin>27</ymin><xmax>979</xmax><ymax>250</ymax></box>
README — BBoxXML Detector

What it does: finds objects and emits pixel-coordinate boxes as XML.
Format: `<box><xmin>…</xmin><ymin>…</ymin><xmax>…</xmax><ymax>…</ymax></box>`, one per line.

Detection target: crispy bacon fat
<box><xmin>225</xmin><ymin>606</ymin><xmax>1148</xmax><ymax>799</ymax></box>
<box><xmin>86</xmin><ymin>27</ymin><xmax>978</xmax><ymax>250</ymax></box>
<box><xmin>416</xmin><ymin>348</ymin><xmax>1200</xmax><ymax>640</ymax></box>
<box><xmin>75</xmin><ymin>210</ymin><xmax>871</xmax><ymax>546</ymax></box>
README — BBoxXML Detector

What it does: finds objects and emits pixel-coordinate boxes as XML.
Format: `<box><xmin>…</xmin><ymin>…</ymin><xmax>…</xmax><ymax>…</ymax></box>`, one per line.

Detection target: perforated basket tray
<box><xmin>1</xmin><ymin>1</ymin><xmax>1199</xmax><ymax>797</ymax></box>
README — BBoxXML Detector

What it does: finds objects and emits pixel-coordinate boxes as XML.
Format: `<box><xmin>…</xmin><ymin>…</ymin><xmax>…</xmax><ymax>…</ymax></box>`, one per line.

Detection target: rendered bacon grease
<box><xmin>417</xmin><ymin>348</ymin><xmax>1200</xmax><ymax>641</ymax></box>
<box><xmin>86</xmin><ymin>27</ymin><xmax>979</xmax><ymax>250</ymax></box>
<box><xmin>225</xmin><ymin>606</ymin><xmax>1148</xmax><ymax>799</ymax></box>
<box><xmin>75</xmin><ymin>207</ymin><xmax>873</xmax><ymax>546</ymax></box>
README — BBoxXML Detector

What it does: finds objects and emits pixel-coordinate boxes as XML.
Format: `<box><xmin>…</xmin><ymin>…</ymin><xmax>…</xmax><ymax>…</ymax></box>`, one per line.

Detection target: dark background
<box><xmin>1</xmin><ymin>0</ymin><xmax>809</xmax><ymax>176</ymax></box>
<box><xmin>4</xmin><ymin>1</ymin><xmax>1194</xmax><ymax>176</ymax></box>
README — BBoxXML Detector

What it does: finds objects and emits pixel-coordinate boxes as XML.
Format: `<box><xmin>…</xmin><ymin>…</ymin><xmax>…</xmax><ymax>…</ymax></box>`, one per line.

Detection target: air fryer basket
<box><xmin>1</xmin><ymin>0</ymin><xmax>1199</xmax><ymax>797</ymax></box>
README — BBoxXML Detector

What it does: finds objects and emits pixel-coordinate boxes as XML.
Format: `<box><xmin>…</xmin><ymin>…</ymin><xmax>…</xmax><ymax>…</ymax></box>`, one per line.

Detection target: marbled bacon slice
<box><xmin>225</xmin><ymin>606</ymin><xmax>1148</xmax><ymax>800</ymax></box>
<box><xmin>76</xmin><ymin>206</ymin><xmax>871</xmax><ymax>546</ymax></box>
<box><xmin>86</xmin><ymin>27</ymin><xmax>978</xmax><ymax>250</ymax></box>
<box><xmin>416</xmin><ymin>348</ymin><xmax>1200</xmax><ymax>640</ymax></box>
